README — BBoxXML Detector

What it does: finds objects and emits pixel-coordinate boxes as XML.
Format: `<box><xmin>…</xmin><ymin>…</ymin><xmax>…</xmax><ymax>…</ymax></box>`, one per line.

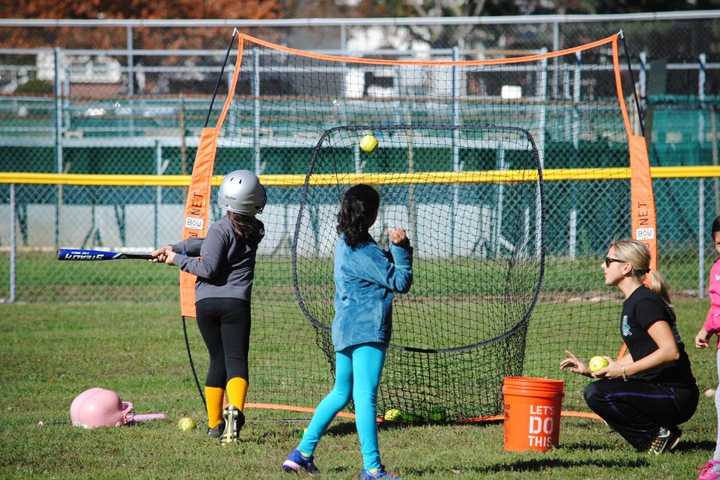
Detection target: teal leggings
<box><xmin>298</xmin><ymin>342</ymin><xmax>386</xmax><ymax>470</ymax></box>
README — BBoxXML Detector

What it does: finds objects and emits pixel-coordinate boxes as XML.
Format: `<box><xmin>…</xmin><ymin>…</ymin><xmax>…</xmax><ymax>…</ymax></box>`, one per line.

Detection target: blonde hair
<box><xmin>610</xmin><ymin>239</ymin><xmax>671</xmax><ymax>305</ymax></box>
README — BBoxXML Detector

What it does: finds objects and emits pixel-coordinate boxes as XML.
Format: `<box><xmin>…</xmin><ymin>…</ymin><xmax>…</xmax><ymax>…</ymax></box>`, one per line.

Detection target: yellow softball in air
<box><xmin>360</xmin><ymin>134</ymin><xmax>379</xmax><ymax>153</ymax></box>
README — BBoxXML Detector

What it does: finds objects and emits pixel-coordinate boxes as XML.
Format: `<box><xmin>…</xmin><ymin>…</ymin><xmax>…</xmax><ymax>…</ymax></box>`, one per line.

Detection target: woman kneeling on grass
<box><xmin>560</xmin><ymin>239</ymin><xmax>698</xmax><ymax>454</ymax></box>
<box><xmin>282</xmin><ymin>184</ymin><xmax>413</xmax><ymax>479</ymax></box>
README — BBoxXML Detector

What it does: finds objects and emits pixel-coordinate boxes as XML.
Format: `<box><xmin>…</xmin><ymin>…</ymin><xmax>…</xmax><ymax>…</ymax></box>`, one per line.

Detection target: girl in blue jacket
<box><xmin>283</xmin><ymin>184</ymin><xmax>413</xmax><ymax>480</ymax></box>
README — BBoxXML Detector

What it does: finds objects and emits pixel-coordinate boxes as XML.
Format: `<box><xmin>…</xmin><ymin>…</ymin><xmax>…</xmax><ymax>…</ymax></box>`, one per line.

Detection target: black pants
<box><xmin>195</xmin><ymin>297</ymin><xmax>251</xmax><ymax>388</ymax></box>
<box><xmin>584</xmin><ymin>378</ymin><xmax>698</xmax><ymax>451</ymax></box>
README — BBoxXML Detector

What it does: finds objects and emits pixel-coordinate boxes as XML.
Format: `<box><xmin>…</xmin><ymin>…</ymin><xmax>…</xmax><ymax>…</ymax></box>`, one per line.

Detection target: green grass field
<box><xmin>1</xmin><ymin>297</ymin><xmax>717</xmax><ymax>479</ymax></box>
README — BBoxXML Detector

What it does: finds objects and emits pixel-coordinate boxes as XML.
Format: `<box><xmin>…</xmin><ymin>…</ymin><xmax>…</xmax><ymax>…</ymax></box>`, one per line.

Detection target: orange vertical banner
<box><xmin>611</xmin><ymin>35</ymin><xmax>658</xmax><ymax>269</ymax></box>
<box><xmin>179</xmin><ymin>33</ymin><xmax>245</xmax><ymax>318</ymax></box>
<box><xmin>616</xmin><ymin>135</ymin><xmax>657</xmax><ymax>361</ymax></box>
<box><xmin>179</xmin><ymin>127</ymin><xmax>218</xmax><ymax>318</ymax></box>
<box><xmin>629</xmin><ymin>134</ymin><xmax>658</xmax><ymax>271</ymax></box>
<box><xmin>611</xmin><ymin>34</ymin><xmax>658</xmax><ymax>361</ymax></box>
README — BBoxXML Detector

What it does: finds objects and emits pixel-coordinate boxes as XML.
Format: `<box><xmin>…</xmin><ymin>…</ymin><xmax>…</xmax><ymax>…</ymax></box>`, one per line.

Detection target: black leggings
<box><xmin>584</xmin><ymin>378</ymin><xmax>698</xmax><ymax>450</ymax></box>
<box><xmin>195</xmin><ymin>297</ymin><xmax>251</xmax><ymax>388</ymax></box>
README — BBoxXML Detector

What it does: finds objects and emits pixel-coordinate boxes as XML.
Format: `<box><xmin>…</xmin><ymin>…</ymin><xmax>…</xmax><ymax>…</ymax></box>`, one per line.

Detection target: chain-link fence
<box><xmin>2</xmin><ymin>16</ymin><xmax>718</xmax><ymax>300</ymax></box>
<box><xmin>0</xmin><ymin>17</ymin><xmax>717</xmax><ymax>181</ymax></box>
<box><xmin>0</xmin><ymin>15</ymin><xmax>718</xmax><ymax>171</ymax></box>
<box><xmin>0</xmin><ymin>170</ymin><xmax>717</xmax><ymax>411</ymax></box>
<box><xmin>2</xmin><ymin>172</ymin><xmax>716</xmax><ymax>300</ymax></box>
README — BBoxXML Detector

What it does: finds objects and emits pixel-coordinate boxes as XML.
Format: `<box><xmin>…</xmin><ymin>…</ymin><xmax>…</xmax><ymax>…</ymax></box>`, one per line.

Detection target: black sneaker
<box><xmin>220</xmin><ymin>406</ymin><xmax>245</xmax><ymax>444</ymax></box>
<box><xmin>648</xmin><ymin>426</ymin><xmax>682</xmax><ymax>454</ymax></box>
<box><xmin>207</xmin><ymin>421</ymin><xmax>225</xmax><ymax>439</ymax></box>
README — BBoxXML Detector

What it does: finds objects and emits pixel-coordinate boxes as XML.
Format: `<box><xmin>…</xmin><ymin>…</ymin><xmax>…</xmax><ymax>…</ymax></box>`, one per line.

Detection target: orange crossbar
<box><xmin>238</xmin><ymin>32</ymin><xmax>618</xmax><ymax>67</ymax></box>
<box><xmin>245</xmin><ymin>402</ymin><xmax>357</xmax><ymax>420</ymax></box>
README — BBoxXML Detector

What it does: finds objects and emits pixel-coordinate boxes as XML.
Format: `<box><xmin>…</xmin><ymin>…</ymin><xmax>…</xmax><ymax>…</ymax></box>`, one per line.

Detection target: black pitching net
<box><xmin>292</xmin><ymin>124</ymin><xmax>544</xmax><ymax>422</ymax></box>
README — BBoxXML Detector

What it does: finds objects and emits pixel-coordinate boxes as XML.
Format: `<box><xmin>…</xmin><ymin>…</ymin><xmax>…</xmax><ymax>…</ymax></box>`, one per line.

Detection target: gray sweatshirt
<box><xmin>172</xmin><ymin>215</ymin><xmax>259</xmax><ymax>302</ymax></box>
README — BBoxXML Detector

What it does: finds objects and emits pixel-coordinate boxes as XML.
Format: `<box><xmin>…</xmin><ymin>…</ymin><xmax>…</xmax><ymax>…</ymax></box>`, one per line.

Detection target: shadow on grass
<box><xmin>324</xmin><ymin>465</ymin><xmax>355</xmax><ymax>476</ymax></box>
<box><xmin>377</xmin><ymin>421</ymin><xmax>434</xmax><ymax>432</ymax></box>
<box><xmin>673</xmin><ymin>440</ymin><xmax>716</xmax><ymax>452</ymax></box>
<box><xmin>270</xmin><ymin>419</ymin><xmax>419</xmax><ymax>439</ymax></box>
<box><xmin>242</xmin><ymin>430</ymin><xmax>283</xmax><ymax>445</ymax></box>
<box><xmin>403</xmin><ymin>458</ymin><xmax>649</xmax><ymax>477</ymax></box>
<box><xmin>523</xmin><ymin>438</ymin><xmax>715</xmax><ymax>454</ymax></box>
<box><xmin>558</xmin><ymin>440</ymin><xmax>620</xmax><ymax>450</ymax></box>
<box><xmin>325</xmin><ymin>419</ymin><xmax>437</xmax><ymax>436</ymax></box>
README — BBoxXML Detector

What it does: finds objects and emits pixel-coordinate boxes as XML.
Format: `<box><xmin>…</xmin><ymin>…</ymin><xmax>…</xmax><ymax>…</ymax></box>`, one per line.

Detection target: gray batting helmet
<box><xmin>217</xmin><ymin>170</ymin><xmax>266</xmax><ymax>216</ymax></box>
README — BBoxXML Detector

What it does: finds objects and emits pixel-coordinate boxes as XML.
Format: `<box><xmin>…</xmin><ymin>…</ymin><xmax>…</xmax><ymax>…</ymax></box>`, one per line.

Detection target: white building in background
<box><xmin>36</xmin><ymin>52</ymin><xmax>122</xmax><ymax>84</ymax></box>
<box><xmin>343</xmin><ymin>26</ymin><xmax>465</xmax><ymax>99</ymax></box>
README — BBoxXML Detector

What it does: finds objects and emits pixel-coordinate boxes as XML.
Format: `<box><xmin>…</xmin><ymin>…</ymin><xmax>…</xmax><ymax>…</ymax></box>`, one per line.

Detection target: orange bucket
<box><xmin>502</xmin><ymin>376</ymin><xmax>564</xmax><ymax>452</ymax></box>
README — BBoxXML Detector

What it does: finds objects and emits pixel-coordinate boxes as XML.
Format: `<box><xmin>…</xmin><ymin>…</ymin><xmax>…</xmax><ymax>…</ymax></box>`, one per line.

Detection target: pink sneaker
<box><xmin>699</xmin><ymin>460</ymin><xmax>720</xmax><ymax>480</ymax></box>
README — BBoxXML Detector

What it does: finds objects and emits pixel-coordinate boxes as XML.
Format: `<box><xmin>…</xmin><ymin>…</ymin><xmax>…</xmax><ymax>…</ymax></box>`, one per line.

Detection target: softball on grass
<box><xmin>429</xmin><ymin>407</ymin><xmax>446</xmax><ymax>422</ymax></box>
<box><xmin>177</xmin><ymin>416</ymin><xmax>196</xmax><ymax>432</ymax></box>
<box><xmin>401</xmin><ymin>412</ymin><xmax>419</xmax><ymax>423</ymax></box>
<box><xmin>384</xmin><ymin>408</ymin><xmax>402</xmax><ymax>422</ymax></box>
<box><xmin>588</xmin><ymin>356</ymin><xmax>609</xmax><ymax>373</ymax></box>
<box><xmin>359</xmin><ymin>134</ymin><xmax>379</xmax><ymax>153</ymax></box>
<box><xmin>705</xmin><ymin>388</ymin><xmax>716</xmax><ymax>398</ymax></box>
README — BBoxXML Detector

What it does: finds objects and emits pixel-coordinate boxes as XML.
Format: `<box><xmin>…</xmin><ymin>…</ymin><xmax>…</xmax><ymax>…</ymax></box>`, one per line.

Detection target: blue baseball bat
<box><xmin>57</xmin><ymin>248</ymin><xmax>153</xmax><ymax>261</ymax></box>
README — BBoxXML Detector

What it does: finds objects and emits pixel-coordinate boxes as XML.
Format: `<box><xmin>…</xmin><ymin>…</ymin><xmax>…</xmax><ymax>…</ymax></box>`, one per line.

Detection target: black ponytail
<box><xmin>336</xmin><ymin>184</ymin><xmax>380</xmax><ymax>248</ymax></box>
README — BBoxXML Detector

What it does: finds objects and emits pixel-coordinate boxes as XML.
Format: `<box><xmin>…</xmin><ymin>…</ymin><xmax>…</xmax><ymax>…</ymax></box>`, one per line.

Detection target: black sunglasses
<box><xmin>604</xmin><ymin>257</ymin><xmax>625</xmax><ymax>267</ymax></box>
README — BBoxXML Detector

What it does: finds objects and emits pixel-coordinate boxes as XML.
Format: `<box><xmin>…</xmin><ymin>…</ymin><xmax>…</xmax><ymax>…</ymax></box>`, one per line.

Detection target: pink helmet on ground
<box><xmin>70</xmin><ymin>387</ymin><xmax>134</xmax><ymax>429</ymax></box>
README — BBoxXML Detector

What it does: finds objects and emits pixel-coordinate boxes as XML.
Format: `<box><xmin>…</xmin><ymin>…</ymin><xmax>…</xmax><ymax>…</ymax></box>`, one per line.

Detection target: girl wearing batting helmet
<box><xmin>153</xmin><ymin>169</ymin><xmax>266</xmax><ymax>444</ymax></box>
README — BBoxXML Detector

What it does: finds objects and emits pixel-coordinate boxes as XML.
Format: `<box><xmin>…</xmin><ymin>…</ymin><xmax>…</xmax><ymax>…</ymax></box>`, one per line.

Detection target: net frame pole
<box><xmin>253</xmin><ymin>48</ymin><xmax>261</xmax><ymax>174</ymax></box>
<box><xmin>154</xmin><ymin>140</ymin><xmax>161</xmax><ymax>249</ymax></box>
<box><xmin>9</xmin><ymin>183</ymin><xmax>16</xmax><ymax>303</ymax></box>
<box><xmin>700</xmin><ymin>174</ymin><xmax>706</xmax><ymax>298</ymax></box>
<box><xmin>639</xmin><ymin>51</ymin><xmax>647</xmax><ymax>101</ymax></box>
<box><xmin>494</xmin><ymin>148</ymin><xmax>507</xmax><ymax>258</ymax></box>
<box><xmin>404</xmin><ymin>107</ymin><xmax>417</xmax><ymax>247</ymax></box>
<box><xmin>451</xmin><ymin>46</ymin><xmax>461</xmax><ymax>257</ymax></box>
<box><xmin>536</xmin><ymin>48</ymin><xmax>548</xmax><ymax>258</ymax></box>
<box><xmin>568</xmin><ymin>51</ymin><xmax>582</xmax><ymax>259</ymax></box>
<box><xmin>699</xmin><ymin>53</ymin><xmax>707</xmax><ymax>297</ymax></box>
<box><xmin>54</xmin><ymin>46</ymin><xmax>63</xmax><ymax>250</ymax></box>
